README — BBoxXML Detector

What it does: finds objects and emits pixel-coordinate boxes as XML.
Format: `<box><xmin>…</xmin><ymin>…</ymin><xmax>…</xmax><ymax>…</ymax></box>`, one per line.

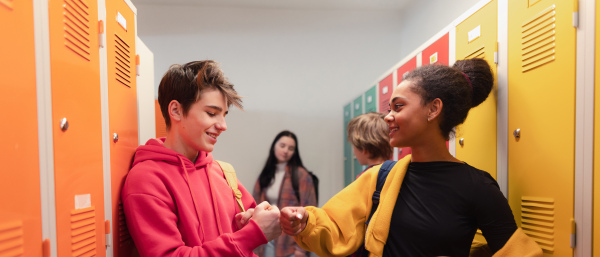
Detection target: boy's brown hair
<box><xmin>158</xmin><ymin>60</ymin><xmax>243</xmax><ymax>130</ymax></box>
<box><xmin>346</xmin><ymin>112</ymin><xmax>392</xmax><ymax>161</ymax></box>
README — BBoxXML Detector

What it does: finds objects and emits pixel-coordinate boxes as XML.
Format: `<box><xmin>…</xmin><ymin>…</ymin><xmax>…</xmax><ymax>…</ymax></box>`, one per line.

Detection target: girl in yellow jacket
<box><xmin>279</xmin><ymin>59</ymin><xmax>543</xmax><ymax>257</ymax></box>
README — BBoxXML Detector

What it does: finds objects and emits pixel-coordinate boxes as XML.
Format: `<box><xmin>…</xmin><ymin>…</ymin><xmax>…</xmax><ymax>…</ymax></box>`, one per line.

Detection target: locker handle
<box><xmin>513</xmin><ymin>129</ymin><xmax>521</xmax><ymax>138</ymax></box>
<box><xmin>60</xmin><ymin>118</ymin><xmax>69</xmax><ymax>131</ymax></box>
<box><xmin>99</xmin><ymin>20</ymin><xmax>105</xmax><ymax>48</ymax></box>
<box><xmin>570</xmin><ymin>218</ymin><xmax>576</xmax><ymax>248</ymax></box>
<box><xmin>459</xmin><ymin>138</ymin><xmax>464</xmax><ymax>146</ymax></box>
<box><xmin>105</xmin><ymin>220</ymin><xmax>111</xmax><ymax>248</ymax></box>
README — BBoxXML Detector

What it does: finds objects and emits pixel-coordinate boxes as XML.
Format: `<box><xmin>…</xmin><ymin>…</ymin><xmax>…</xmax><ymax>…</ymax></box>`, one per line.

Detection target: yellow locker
<box><xmin>508</xmin><ymin>0</ymin><xmax>575</xmax><ymax>256</ymax></box>
<box><xmin>0</xmin><ymin>0</ymin><xmax>43</xmax><ymax>255</ymax></box>
<box><xmin>455</xmin><ymin>0</ymin><xmax>498</xmax><ymax>179</ymax></box>
<box><xmin>594</xmin><ymin>0</ymin><xmax>600</xmax><ymax>254</ymax></box>
<box><xmin>48</xmin><ymin>0</ymin><xmax>106</xmax><ymax>255</ymax></box>
<box><xmin>105</xmin><ymin>0</ymin><xmax>138</xmax><ymax>255</ymax></box>
<box><xmin>454</xmin><ymin>0</ymin><xmax>498</xmax><ymax>245</ymax></box>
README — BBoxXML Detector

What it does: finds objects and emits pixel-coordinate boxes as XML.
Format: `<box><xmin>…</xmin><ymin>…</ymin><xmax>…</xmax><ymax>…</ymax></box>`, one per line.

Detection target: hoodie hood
<box><xmin>132</xmin><ymin>137</ymin><xmax>213</xmax><ymax>169</ymax></box>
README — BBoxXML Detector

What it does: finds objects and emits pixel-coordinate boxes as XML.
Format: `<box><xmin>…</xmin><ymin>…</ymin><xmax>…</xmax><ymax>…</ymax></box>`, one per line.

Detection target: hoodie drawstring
<box><xmin>205</xmin><ymin>162</ymin><xmax>224</xmax><ymax>235</ymax></box>
<box><xmin>178</xmin><ymin>156</ymin><xmax>224</xmax><ymax>237</ymax></box>
<box><xmin>179</xmin><ymin>156</ymin><xmax>206</xmax><ymax>239</ymax></box>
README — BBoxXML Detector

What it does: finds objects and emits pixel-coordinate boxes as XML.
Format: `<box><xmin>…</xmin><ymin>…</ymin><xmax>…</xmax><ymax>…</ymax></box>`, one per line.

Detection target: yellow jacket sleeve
<box><xmin>293</xmin><ymin>163</ymin><xmax>383</xmax><ymax>257</ymax></box>
<box><xmin>294</xmin><ymin>156</ymin><xmax>412</xmax><ymax>257</ymax></box>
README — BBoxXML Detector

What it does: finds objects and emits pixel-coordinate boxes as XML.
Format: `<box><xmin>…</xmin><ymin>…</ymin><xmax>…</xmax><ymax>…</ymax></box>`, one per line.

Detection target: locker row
<box><xmin>1</xmin><ymin>0</ymin><xmax>155</xmax><ymax>256</ymax></box>
<box><xmin>343</xmin><ymin>0</ymin><xmax>597</xmax><ymax>256</ymax></box>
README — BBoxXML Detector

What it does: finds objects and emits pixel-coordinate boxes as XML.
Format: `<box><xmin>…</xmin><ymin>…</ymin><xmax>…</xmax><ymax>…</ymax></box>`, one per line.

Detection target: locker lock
<box><xmin>513</xmin><ymin>129</ymin><xmax>521</xmax><ymax>138</ymax></box>
<box><xmin>459</xmin><ymin>138</ymin><xmax>464</xmax><ymax>146</ymax></box>
<box><xmin>113</xmin><ymin>133</ymin><xmax>119</xmax><ymax>143</ymax></box>
<box><xmin>60</xmin><ymin>118</ymin><xmax>69</xmax><ymax>131</ymax></box>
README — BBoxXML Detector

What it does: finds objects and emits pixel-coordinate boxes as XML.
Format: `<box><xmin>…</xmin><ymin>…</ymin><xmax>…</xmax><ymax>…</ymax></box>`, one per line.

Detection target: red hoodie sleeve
<box><xmin>123</xmin><ymin>193</ymin><xmax>266</xmax><ymax>257</ymax></box>
<box><xmin>122</xmin><ymin>160</ymin><xmax>267</xmax><ymax>257</ymax></box>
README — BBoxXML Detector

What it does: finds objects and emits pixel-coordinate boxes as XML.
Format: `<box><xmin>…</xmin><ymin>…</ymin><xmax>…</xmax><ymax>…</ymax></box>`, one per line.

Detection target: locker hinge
<box><xmin>42</xmin><ymin>238</ymin><xmax>51</xmax><ymax>257</ymax></box>
<box><xmin>99</xmin><ymin>20</ymin><xmax>105</xmax><ymax>48</ymax></box>
<box><xmin>572</xmin><ymin>1</ymin><xmax>579</xmax><ymax>28</ymax></box>
<box><xmin>494</xmin><ymin>42</ymin><xmax>499</xmax><ymax>64</ymax></box>
<box><xmin>136</xmin><ymin>55</ymin><xmax>141</xmax><ymax>76</ymax></box>
<box><xmin>570</xmin><ymin>218</ymin><xmax>576</xmax><ymax>248</ymax></box>
<box><xmin>105</xmin><ymin>220</ymin><xmax>111</xmax><ymax>249</ymax></box>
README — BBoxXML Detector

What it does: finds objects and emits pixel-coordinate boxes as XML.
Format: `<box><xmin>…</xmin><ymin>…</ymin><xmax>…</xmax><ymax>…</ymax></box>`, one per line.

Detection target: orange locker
<box><xmin>0</xmin><ymin>0</ymin><xmax>43</xmax><ymax>255</ymax></box>
<box><xmin>508</xmin><ymin>0</ymin><xmax>576</xmax><ymax>256</ymax></box>
<box><xmin>104</xmin><ymin>0</ymin><xmax>138</xmax><ymax>255</ymax></box>
<box><xmin>48</xmin><ymin>0</ymin><xmax>106</xmax><ymax>255</ymax></box>
<box><xmin>155</xmin><ymin>99</ymin><xmax>167</xmax><ymax>138</ymax></box>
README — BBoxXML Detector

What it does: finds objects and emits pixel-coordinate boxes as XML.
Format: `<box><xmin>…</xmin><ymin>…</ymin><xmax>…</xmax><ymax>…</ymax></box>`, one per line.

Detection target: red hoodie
<box><xmin>122</xmin><ymin>138</ymin><xmax>267</xmax><ymax>256</ymax></box>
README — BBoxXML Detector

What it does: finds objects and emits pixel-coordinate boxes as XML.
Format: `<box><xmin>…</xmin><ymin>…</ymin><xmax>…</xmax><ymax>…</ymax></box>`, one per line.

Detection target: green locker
<box><xmin>352</xmin><ymin>95</ymin><xmax>364</xmax><ymax>182</ymax></box>
<box><xmin>364</xmin><ymin>85</ymin><xmax>377</xmax><ymax>113</ymax></box>
<box><xmin>343</xmin><ymin>103</ymin><xmax>353</xmax><ymax>186</ymax></box>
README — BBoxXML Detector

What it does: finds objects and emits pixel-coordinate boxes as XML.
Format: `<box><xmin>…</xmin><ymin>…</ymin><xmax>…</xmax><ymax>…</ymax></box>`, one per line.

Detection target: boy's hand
<box><xmin>280</xmin><ymin>207</ymin><xmax>308</xmax><ymax>236</ymax></box>
<box><xmin>252</xmin><ymin>201</ymin><xmax>282</xmax><ymax>241</ymax></box>
<box><xmin>234</xmin><ymin>208</ymin><xmax>255</xmax><ymax>230</ymax></box>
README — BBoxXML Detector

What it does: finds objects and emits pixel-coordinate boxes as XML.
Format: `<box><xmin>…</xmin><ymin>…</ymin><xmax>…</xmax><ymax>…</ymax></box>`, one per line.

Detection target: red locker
<box><xmin>421</xmin><ymin>33</ymin><xmax>450</xmax><ymax>66</ymax></box>
<box><xmin>395</xmin><ymin>57</ymin><xmax>418</xmax><ymax>160</ymax></box>
<box><xmin>396</xmin><ymin>57</ymin><xmax>417</xmax><ymax>85</ymax></box>
<box><xmin>378</xmin><ymin>73</ymin><xmax>394</xmax><ymax>114</ymax></box>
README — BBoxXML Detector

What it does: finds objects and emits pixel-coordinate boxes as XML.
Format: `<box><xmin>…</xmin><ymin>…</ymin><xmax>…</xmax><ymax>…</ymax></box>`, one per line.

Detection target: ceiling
<box><xmin>130</xmin><ymin>0</ymin><xmax>413</xmax><ymax>11</ymax></box>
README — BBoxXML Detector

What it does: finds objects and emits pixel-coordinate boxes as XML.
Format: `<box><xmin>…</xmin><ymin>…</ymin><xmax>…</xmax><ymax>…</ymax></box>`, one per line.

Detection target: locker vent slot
<box><xmin>118</xmin><ymin>202</ymin><xmax>132</xmax><ymax>247</ymax></box>
<box><xmin>0</xmin><ymin>0</ymin><xmax>14</xmax><ymax>10</ymax></box>
<box><xmin>0</xmin><ymin>220</ymin><xmax>24</xmax><ymax>256</ymax></box>
<box><xmin>528</xmin><ymin>0</ymin><xmax>542</xmax><ymax>8</ymax></box>
<box><xmin>71</xmin><ymin>206</ymin><xmax>97</xmax><ymax>257</ymax></box>
<box><xmin>521</xmin><ymin>5</ymin><xmax>556</xmax><ymax>72</ymax></box>
<box><xmin>464</xmin><ymin>46</ymin><xmax>485</xmax><ymax>60</ymax></box>
<box><xmin>114</xmin><ymin>34</ymin><xmax>132</xmax><ymax>88</ymax></box>
<box><xmin>63</xmin><ymin>0</ymin><xmax>91</xmax><ymax>61</ymax></box>
<box><xmin>520</xmin><ymin>196</ymin><xmax>555</xmax><ymax>253</ymax></box>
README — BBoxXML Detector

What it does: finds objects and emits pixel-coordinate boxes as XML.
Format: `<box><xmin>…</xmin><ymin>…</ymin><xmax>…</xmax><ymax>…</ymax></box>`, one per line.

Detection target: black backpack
<box><xmin>291</xmin><ymin>168</ymin><xmax>319</xmax><ymax>205</ymax></box>
<box><xmin>349</xmin><ymin>160</ymin><xmax>396</xmax><ymax>257</ymax></box>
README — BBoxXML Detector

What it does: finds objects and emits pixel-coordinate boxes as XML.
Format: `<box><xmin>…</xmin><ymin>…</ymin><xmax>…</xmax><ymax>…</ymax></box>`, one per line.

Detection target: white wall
<box><xmin>132</xmin><ymin>1</ymin><xmax>480</xmax><ymax>205</ymax></box>
<box><xmin>136</xmin><ymin>37</ymin><xmax>156</xmax><ymax>145</ymax></box>
<box><xmin>397</xmin><ymin>0</ymin><xmax>481</xmax><ymax>60</ymax></box>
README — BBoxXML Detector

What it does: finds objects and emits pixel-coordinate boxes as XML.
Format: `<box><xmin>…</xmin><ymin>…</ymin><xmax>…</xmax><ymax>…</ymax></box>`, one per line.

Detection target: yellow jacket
<box><xmin>294</xmin><ymin>155</ymin><xmax>542</xmax><ymax>257</ymax></box>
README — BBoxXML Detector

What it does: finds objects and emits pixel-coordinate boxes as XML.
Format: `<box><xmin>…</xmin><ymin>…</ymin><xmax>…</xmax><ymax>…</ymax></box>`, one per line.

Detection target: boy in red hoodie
<box><xmin>122</xmin><ymin>60</ymin><xmax>281</xmax><ymax>256</ymax></box>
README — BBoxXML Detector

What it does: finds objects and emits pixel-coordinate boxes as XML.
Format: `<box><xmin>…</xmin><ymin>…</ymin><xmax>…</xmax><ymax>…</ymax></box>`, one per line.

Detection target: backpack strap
<box><xmin>365</xmin><ymin>160</ymin><xmax>396</xmax><ymax>226</ymax></box>
<box><xmin>215</xmin><ymin>160</ymin><xmax>245</xmax><ymax>212</ymax></box>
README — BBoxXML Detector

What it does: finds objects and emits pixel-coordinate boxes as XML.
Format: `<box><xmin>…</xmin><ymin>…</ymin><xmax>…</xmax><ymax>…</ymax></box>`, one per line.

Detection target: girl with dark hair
<box><xmin>253</xmin><ymin>131</ymin><xmax>317</xmax><ymax>257</ymax></box>
<box><xmin>279</xmin><ymin>59</ymin><xmax>542</xmax><ymax>257</ymax></box>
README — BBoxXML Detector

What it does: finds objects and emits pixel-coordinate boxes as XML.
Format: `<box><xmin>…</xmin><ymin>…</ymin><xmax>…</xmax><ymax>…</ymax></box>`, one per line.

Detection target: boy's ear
<box><xmin>427</xmin><ymin>98</ymin><xmax>443</xmax><ymax>121</ymax></box>
<box><xmin>168</xmin><ymin>100</ymin><xmax>183</xmax><ymax>123</ymax></box>
<box><xmin>362</xmin><ymin>148</ymin><xmax>372</xmax><ymax>159</ymax></box>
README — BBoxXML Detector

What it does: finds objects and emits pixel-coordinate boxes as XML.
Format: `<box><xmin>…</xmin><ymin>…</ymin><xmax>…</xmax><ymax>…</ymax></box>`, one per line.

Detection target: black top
<box><xmin>382</xmin><ymin>162</ymin><xmax>517</xmax><ymax>257</ymax></box>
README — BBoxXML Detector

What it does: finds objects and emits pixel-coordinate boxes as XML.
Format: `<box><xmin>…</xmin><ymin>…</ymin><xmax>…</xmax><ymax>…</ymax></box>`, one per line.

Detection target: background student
<box><xmin>253</xmin><ymin>130</ymin><xmax>317</xmax><ymax>257</ymax></box>
<box><xmin>347</xmin><ymin>112</ymin><xmax>393</xmax><ymax>179</ymax></box>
